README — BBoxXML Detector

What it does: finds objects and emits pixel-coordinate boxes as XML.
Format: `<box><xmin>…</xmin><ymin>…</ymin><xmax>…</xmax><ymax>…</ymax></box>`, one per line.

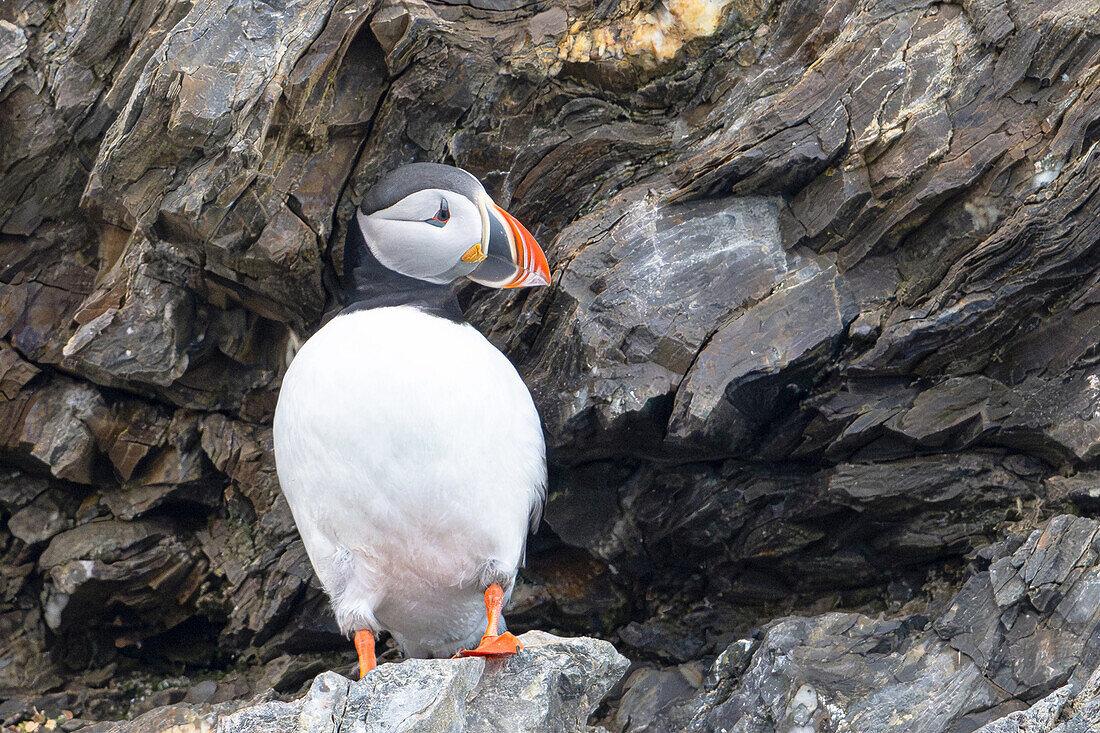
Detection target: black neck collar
<box><xmin>339</xmin><ymin>220</ymin><xmax>464</xmax><ymax>322</ymax></box>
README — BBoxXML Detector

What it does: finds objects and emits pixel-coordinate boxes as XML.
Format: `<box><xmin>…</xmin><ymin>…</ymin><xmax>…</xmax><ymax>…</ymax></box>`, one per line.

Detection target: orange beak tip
<box><xmin>533</xmin><ymin>247</ymin><xmax>551</xmax><ymax>286</ymax></box>
<box><xmin>495</xmin><ymin>204</ymin><xmax>552</xmax><ymax>288</ymax></box>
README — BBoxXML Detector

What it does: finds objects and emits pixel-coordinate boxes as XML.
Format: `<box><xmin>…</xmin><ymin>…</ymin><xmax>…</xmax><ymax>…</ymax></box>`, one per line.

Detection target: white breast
<box><xmin>272</xmin><ymin>306</ymin><xmax>546</xmax><ymax>656</ymax></box>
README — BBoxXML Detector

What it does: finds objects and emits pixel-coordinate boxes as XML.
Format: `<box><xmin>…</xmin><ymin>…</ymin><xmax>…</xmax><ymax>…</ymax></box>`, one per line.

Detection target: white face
<box><xmin>357</xmin><ymin>188</ymin><xmax>485</xmax><ymax>283</ymax></box>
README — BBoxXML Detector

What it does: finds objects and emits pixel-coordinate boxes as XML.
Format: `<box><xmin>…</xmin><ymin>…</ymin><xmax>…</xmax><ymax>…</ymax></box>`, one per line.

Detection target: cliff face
<box><xmin>1</xmin><ymin>0</ymin><xmax>1100</xmax><ymax>727</ymax></box>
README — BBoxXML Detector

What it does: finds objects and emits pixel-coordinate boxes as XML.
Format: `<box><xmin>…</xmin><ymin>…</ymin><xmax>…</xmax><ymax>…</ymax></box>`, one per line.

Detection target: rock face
<box><xmin>84</xmin><ymin>632</ymin><xmax>629</xmax><ymax>733</ymax></box>
<box><xmin>2</xmin><ymin>0</ymin><xmax>1100</xmax><ymax>727</ymax></box>
<box><xmin>616</xmin><ymin>515</ymin><xmax>1100</xmax><ymax>733</ymax></box>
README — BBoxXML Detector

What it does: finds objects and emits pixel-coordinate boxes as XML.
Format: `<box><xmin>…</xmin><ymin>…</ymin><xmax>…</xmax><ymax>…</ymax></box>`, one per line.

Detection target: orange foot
<box><xmin>354</xmin><ymin>629</ymin><xmax>376</xmax><ymax>678</ymax></box>
<box><xmin>455</xmin><ymin>583</ymin><xmax>524</xmax><ymax>658</ymax></box>
<box><xmin>458</xmin><ymin>630</ymin><xmax>523</xmax><ymax>657</ymax></box>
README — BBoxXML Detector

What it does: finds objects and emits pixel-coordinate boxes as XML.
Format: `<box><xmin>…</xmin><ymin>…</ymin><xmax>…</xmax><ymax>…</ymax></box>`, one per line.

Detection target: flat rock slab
<box><xmin>85</xmin><ymin>632</ymin><xmax>628</xmax><ymax>733</ymax></box>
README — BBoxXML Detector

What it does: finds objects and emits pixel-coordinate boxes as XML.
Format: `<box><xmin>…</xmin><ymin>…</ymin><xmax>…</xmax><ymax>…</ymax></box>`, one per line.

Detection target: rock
<box><xmin>87</xmin><ymin>632</ymin><xmax>629</xmax><ymax>732</ymax></box>
<box><xmin>972</xmin><ymin>664</ymin><xmax>1100</xmax><ymax>732</ymax></box>
<box><xmin>195</xmin><ymin>413</ymin><xmax>330</xmax><ymax>651</ymax></box>
<box><xmin>1046</xmin><ymin>471</ymin><xmax>1100</xmax><ymax>510</ymax></box>
<box><xmin>511</xmin><ymin>193</ymin><xmax>793</xmax><ymax>456</ymax></box>
<box><xmin>7</xmin><ymin>483</ymin><xmax>79</xmax><ymax>547</ymax></box>
<box><xmin>667</xmin><ymin>260</ymin><xmax>858</xmax><ymax>452</ymax></box>
<box><xmin>973</xmin><ymin>685</ymin><xmax>1074</xmax><ymax>733</ymax></box>
<box><xmin>0</xmin><ymin>607</ymin><xmax>63</xmax><ymax>696</ymax></box>
<box><xmin>629</xmin><ymin>515</ymin><xmax>1100</xmax><ymax>733</ymax></box>
<box><xmin>1</xmin><ymin>0</ymin><xmax>1100</xmax><ymax>723</ymax></box>
<box><xmin>0</xmin><ymin>377</ymin><xmax>104</xmax><ymax>484</ymax></box>
<box><xmin>38</xmin><ymin>518</ymin><xmax>209</xmax><ymax>660</ymax></box>
<box><xmin>615</xmin><ymin>664</ymin><xmax>705</xmax><ymax>733</ymax></box>
<box><xmin>0</xmin><ymin>21</ymin><xmax>26</xmax><ymax>94</ymax></box>
<box><xmin>0</xmin><ymin>342</ymin><xmax>39</xmax><ymax>399</ymax></box>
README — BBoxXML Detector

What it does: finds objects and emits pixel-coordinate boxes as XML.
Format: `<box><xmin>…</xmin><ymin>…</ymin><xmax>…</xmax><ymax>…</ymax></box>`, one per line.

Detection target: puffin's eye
<box><xmin>425</xmin><ymin>198</ymin><xmax>450</xmax><ymax>227</ymax></box>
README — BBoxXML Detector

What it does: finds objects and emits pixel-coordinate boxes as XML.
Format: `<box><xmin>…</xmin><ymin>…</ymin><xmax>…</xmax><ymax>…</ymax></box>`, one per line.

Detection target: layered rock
<box><xmin>616</xmin><ymin>515</ymin><xmax>1100</xmax><ymax>732</ymax></box>
<box><xmin>1</xmin><ymin>0</ymin><xmax>1099</xmax><ymax>726</ymax></box>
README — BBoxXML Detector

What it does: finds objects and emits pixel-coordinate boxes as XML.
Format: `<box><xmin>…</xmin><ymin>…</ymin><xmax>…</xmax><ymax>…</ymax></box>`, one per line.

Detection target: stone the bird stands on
<box><xmin>273</xmin><ymin>163</ymin><xmax>550</xmax><ymax>677</ymax></box>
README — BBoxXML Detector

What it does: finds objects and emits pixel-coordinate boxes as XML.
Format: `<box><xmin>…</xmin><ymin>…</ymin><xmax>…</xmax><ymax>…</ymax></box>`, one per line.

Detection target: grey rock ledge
<box><xmin>86</xmin><ymin>631</ymin><xmax>629</xmax><ymax>733</ymax></box>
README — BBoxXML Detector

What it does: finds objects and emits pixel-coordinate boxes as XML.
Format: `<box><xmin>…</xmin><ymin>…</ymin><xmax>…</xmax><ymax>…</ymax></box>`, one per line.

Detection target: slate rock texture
<box><xmin>2</xmin><ymin>0</ymin><xmax>1100</xmax><ymax>726</ymax></box>
<box><xmin>616</xmin><ymin>515</ymin><xmax>1100</xmax><ymax>733</ymax></box>
<box><xmin>83</xmin><ymin>632</ymin><xmax>629</xmax><ymax>733</ymax></box>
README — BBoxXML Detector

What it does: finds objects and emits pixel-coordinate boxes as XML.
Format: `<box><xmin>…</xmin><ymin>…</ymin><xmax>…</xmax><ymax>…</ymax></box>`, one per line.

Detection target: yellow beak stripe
<box><xmin>461</xmin><ymin>243</ymin><xmax>488</xmax><ymax>263</ymax></box>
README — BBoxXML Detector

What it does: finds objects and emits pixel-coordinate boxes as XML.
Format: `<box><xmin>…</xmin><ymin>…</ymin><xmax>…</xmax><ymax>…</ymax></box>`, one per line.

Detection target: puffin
<box><xmin>272</xmin><ymin>163</ymin><xmax>550</xmax><ymax>678</ymax></box>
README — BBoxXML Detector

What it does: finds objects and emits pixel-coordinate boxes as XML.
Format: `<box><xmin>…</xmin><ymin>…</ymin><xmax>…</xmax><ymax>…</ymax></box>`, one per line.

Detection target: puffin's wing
<box><xmin>529</xmin><ymin>491</ymin><xmax>544</xmax><ymax>535</ymax></box>
<box><xmin>519</xmin><ymin>472</ymin><xmax>545</xmax><ymax>567</ymax></box>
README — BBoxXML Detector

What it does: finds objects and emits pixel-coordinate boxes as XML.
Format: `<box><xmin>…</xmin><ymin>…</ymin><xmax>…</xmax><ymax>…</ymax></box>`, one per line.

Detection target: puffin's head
<box><xmin>353</xmin><ymin>163</ymin><xmax>550</xmax><ymax>288</ymax></box>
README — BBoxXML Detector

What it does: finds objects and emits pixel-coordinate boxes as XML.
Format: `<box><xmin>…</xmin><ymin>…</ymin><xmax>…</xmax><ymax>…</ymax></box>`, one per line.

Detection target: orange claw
<box><xmin>456</xmin><ymin>583</ymin><xmax>524</xmax><ymax>658</ymax></box>
<box><xmin>354</xmin><ymin>629</ymin><xmax>376</xmax><ymax>678</ymax></box>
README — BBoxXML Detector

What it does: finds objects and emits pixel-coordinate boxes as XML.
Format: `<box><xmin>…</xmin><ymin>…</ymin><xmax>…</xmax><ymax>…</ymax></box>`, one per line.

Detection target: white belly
<box><xmin>272</xmin><ymin>306</ymin><xmax>546</xmax><ymax>656</ymax></box>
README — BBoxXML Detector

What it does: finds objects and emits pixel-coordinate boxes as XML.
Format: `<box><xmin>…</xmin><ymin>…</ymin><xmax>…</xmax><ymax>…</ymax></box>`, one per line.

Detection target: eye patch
<box><xmin>425</xmin><ymin>198</ymin><xmax>450</xmax><ymax>227</ymax></box>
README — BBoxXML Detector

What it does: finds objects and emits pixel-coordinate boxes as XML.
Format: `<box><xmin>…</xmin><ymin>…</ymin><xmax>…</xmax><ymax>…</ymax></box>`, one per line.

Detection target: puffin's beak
<box><xmin>467</xmin><ymin>202</ymin><xmax>551</xmax><ymax>288</ymax></box>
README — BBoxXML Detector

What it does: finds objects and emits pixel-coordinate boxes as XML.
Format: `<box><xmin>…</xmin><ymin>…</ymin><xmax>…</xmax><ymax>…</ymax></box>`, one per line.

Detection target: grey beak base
<box><xmin>467</xmin><ymin>205</ymin><xmax>519</xmax><ymax>287</ymax></box>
